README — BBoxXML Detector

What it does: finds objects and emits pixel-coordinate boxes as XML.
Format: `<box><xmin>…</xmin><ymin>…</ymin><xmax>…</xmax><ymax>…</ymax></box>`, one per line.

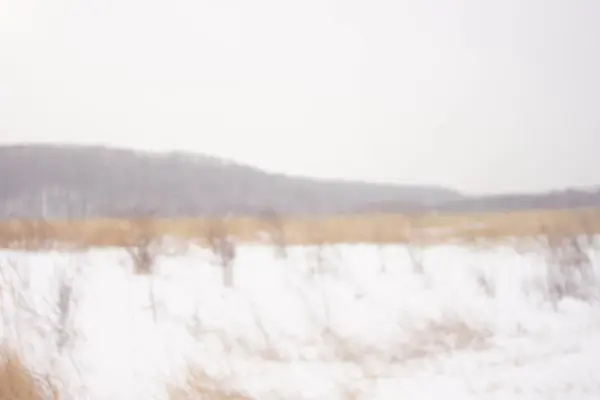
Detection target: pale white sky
<box><xmin>1</xmin><ymin>0</ymin><xmax>599</xmax><ymax>194</ymax></box>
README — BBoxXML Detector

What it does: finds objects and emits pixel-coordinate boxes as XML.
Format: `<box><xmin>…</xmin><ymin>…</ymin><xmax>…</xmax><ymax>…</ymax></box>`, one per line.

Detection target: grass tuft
<box><xmin>168</xmin><ymin>367</ymin><xmax>252</xmax><ymax>400</ymax></box>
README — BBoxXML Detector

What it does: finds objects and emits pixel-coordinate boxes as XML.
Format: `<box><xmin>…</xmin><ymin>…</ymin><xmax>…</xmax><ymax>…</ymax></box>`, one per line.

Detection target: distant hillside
<box><xmin>0</xmin><ymin>144</ymin><xmax>462</xmax><ymax>219</ymax></box>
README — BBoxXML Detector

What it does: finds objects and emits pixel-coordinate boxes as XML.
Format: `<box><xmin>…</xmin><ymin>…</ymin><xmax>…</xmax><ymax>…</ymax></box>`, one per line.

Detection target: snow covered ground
<box><xmin>1</xmin><ymin>241</ymin><xmax>600</xmax><ymax>399</ymax></box>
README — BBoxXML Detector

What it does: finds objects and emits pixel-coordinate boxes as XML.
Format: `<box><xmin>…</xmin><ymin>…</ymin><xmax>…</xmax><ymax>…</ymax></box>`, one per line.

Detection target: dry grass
<box><xmin>0</xmin><ymin>208</ymin><xmax>599</xmax><ymax>249</ymax></box>
<box><xmin>0</xmin><ymin>347</ymin><xmax>58</xmax><ymax>400</ymax></box>
<box><xmin>167</xmin><ymin>367</ymin><xmax>251</xmax><ymax>400</ymax></box>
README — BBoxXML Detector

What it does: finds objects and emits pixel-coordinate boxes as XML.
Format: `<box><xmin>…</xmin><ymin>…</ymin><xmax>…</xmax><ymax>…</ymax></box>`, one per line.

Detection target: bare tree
<box><xmin>404</xmin><ymin>211</ymin><xmax>426</xmax><ymax>275</ymax></box>
<box><xmin>308</xmin><ymin>225</ymin><xmax>328</xmax><ymax>278</ymax></box>
<box><xmin>122</xmin><ymin>209</ymin><xmax>162</xmax><ymax>275</ymax></box>
<box><xmin>54</xmin><ymin>267</ymin><xmax>82</xmax><ymax>354</ymax></box>
<box><xmin>118</xmin><ymin>207</ymin><xmax>167</xmax><ymax>325</ymax></box>
<box><xmin>369</xmin><ymin>223</ymin><xmax>388</xmax><ymax>274</ymax></box>
<box><xmin>259</xmin><ymin>208</ymin><xmax>287</xmax><ymax>259</ymax></box>
<box><xmin>206</xmin><ymin>218</ymin><xmax>237</xmax><ymax>288</ymax></box>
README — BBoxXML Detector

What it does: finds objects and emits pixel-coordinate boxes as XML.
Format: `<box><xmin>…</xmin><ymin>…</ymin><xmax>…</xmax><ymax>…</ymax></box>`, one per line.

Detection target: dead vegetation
<box><xmin>206</xmin><ymin>218</ymin><xmax>237</xmax><ymax>287</ymax></box>
<box><xmin>0</xmin><ymin>219</ymin><xmax>58</xmax><ymax>251</ymax></box>
<box><xmin>167</xmin><ymin>367</ymin><xmax>251</xmax><ymax>400</ymax></box>
<box><xmin>124</xmin><ymin>214</ymin><xmax>162</xmax><ymax>275</ymax></box>
<box><xmin>0</xmin><ymin>348</ymin><xmax>58</xmax><ymax>400</ymax></box>
<box><xmin>0</xmin><ymin>207</ymin><xmax>599</xmax><ymax>250</ymax></box>
<box><xmin>258</xmin><ymin>209</ymin><xmax>287</xmax><ymax>259</ymax></box>
<box><xmin>537</xmin><ymin>215</ymin><xmax>598</xmax><ymax>305</ymax></box>
<box><xmin>397</xmin><ymin>319</ymin><xmax>489</xmax><ymax>362</ymax></box>
<box><xmin>0</xmin><ymin>207</ymin><xmax>597</xmax><ymax>399</ymax></box>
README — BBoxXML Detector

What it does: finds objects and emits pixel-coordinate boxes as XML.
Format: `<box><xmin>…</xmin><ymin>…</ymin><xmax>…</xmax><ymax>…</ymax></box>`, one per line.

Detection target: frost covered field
<box><xmin>1</xmin><ymin>240</ymin><xmax>600</xmax><ymax>399</ymax></box>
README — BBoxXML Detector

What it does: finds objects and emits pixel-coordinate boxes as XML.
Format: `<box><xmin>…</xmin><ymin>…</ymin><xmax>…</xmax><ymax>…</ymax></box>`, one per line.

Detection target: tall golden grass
<box><xmin>0</xmin><ymin>208</ymin><xmax>599</xmax><ymax>249</ymax></box>
<box><xmin>0</xmin><ymin>348</ymin><xmax>58</xmax><ymax>400</ymax></box>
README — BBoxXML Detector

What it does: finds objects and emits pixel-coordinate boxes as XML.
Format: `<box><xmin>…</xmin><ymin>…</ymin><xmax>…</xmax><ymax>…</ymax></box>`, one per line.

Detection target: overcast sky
<box><xmin>1</xmin><ymin>0</ymin><xmax>598</xmax><ymax>194</ymax></box>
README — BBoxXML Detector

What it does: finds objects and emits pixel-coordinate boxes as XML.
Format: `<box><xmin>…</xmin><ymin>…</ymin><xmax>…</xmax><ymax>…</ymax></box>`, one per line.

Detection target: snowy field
<box><xmin>1</xmin><ymin>240</ymin><xmax>600</xmax><ymax>399</ymax></box>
